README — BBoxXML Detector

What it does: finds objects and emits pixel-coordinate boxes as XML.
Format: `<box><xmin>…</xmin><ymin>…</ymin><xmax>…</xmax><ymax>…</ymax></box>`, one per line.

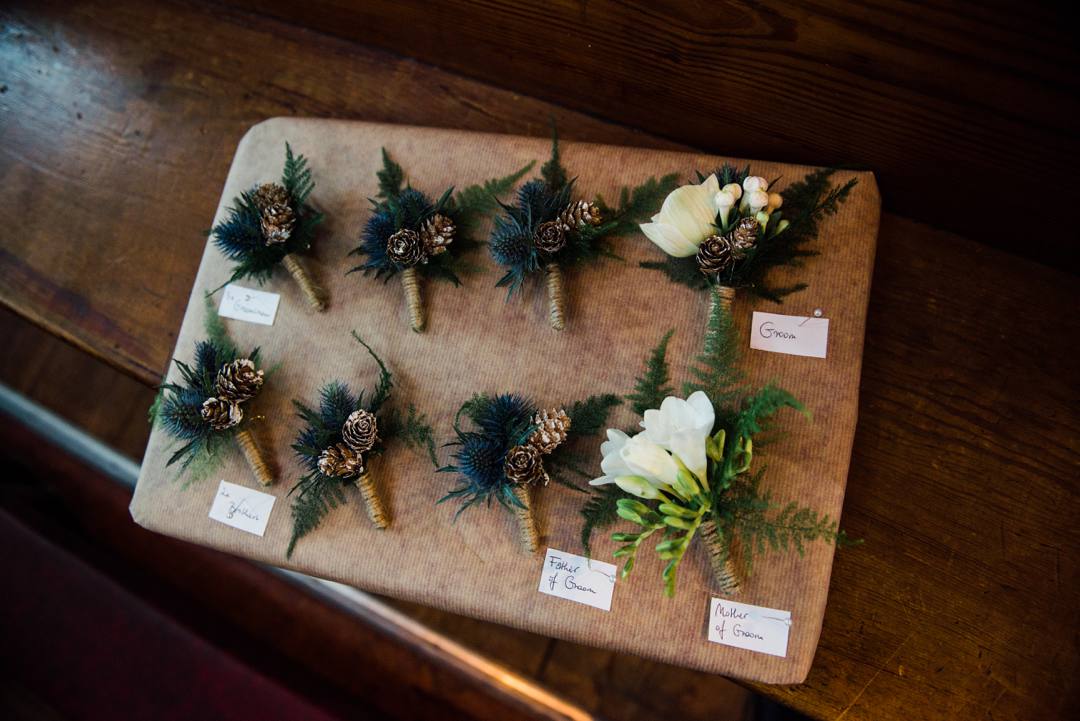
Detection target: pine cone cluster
<box><xmin>558</xmin><ymin>200</ymin><xmax>602</xmax><ymax>232</ymax></box>
<box><xmin>215</xmin><ymin>359</ymin><xmax>264</xmax><ymax>403</ymax></box>
<box><xmin>419</xmin><ymin>213</ymin><xmax>455</xmax><ymax>258</ymax></box>
<box><xmin>253</xmin><ymin>182</ymin><xmax>295</xmax><ymax>245</ymax></box>
<box><xmin>386</xmin><ymin>228</ymin><xmax>425</xmax><ymax>267</ymax></box>
<box><xmin>318</xmin><ymin>409</ymin><xmax>379</xmax><ymax>478</ymax></box>
<box><xmin>528</xmin><ymin>408</ymin><xmax>570</xmax><ymax>454</ymax></box>
<box><xmin>533</xmin><ymin>220</ymin><xmax>567</xmax><ymax>254</ymax></box>
<box><xmin>504</xmin><ymin>443</ymin><xmax>549</xmax><ymax>486</ymax></box>
<box><xmin>696</xmin><ymin>218</ymin><xmax>760</xmax><ymax>276</ymax></box>
<box><xmin>201</xmin><ymin>396</ymin><xmax>243</xmax><ymax>431</ymax></box>
<box><xmin>342</xmin><ymin>410</ymin><xmax>378</xmax><ymax>453</ymax></box>
<box><xmin>318</xmin><ymin>443</ymin><xmax>364</xmax><ymax>479</ymax></box>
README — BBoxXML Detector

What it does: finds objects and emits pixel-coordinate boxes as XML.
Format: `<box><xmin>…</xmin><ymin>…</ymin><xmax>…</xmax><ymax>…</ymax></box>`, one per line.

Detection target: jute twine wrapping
<box><xmin>400</xmin><ymin>266</ymin><xmax>425</xmax><ymax>332</ymax></box>
<box><xmin>355</xmin><ymin>469</ymin><xmax>389</xmax><ymax>529</ymax></box>
<box><xmin>281</xmin><ymin>253</ymin><xmax>326</xmax><ymax>311</ymax></box>
<box><xmin>701</xmin><ymin>519</ymin><xmax>742</xmax><ymax>595</ymax></box>
<box><xmin>234</xmin><ymin>428</ymin><xmax>274</xmax><ymax>486</ymax></box>
<box><xmin>710</xmin><ymin>284</ymin><xmax>736</xmax><ymax>319</ymax></box>
<box><xmin>511</xmin><ymin>484</ymin><xmax>539</xmax><ymax>553</ymax></box>
<box><xmin>545</xmin><ymin>262</ymin><xmax>565</xmax><ymax>331</ymax></box>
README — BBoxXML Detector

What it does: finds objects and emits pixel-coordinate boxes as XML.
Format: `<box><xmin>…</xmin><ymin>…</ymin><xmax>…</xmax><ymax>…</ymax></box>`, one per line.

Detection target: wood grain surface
<box><xmin>1</xmin><ymin>1</ymin><xmax>1077</xmax><ymax>719</ymax></box>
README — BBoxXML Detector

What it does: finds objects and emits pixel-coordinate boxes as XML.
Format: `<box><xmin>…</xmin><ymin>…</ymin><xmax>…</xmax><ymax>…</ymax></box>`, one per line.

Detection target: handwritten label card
<box><xmin>537</xmin><ymin>548</ymin><xmax>616</xmax><ymax>611</ymax></box>
<box><xmin>208</xmin><ymin>480</ymin><xmax>276</xmax><ymax>536</ymax></box>
<box><xmin>218</xmin><ymin>283</ymin><xmax>281</xmax><ymax>326</ymax></box>
<box><xmin>749</xmin><ymin>311</ymin><xmax>829</xmax><ymax>359</ymax></box>
<box><xmin>708</xmin><ymin>598</ymin><xmax>792</xmax><ymax>657</ymax></box>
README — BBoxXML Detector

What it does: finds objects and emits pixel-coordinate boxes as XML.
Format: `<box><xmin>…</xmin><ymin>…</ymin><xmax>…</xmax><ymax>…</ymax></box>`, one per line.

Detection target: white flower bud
<box><xmin>747</xmin><ymin>189</ymin><xmax>769</xmax><ymax>213</ymax></box>
<box><xmin>742</xmin><ymin>176</ymin><xmax>768</xmax><ymax>193</ymax></box>
<box><xmin>722</xmin><ymin>183</ymin><xmax>742</xmax><ymax>201</ymax></box>
<box><xmin>767</xmin><ymin>193</ymin><xmax>783</xmax><ymax>211</ymax></box>
<box><xmin>714</xmin><ymin>190</ymin><xmax>736</xmax><ymax>209</ymax></box>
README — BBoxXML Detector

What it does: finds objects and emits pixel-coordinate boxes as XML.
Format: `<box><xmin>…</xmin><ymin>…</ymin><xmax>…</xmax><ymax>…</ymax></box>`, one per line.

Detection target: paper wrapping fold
<box><xmin>131</xmin><ymin>118</ymin><xmax>880</xmax><ymax>683</ymax></box>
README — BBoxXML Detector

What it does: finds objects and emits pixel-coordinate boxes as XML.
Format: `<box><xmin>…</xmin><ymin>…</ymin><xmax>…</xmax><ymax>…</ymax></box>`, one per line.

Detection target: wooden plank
<box><xmin>222</xmin><ymin>0</ymin><xmax>1080</xmax><ymax>271</ymax></box>
<box><xmin>0</xmin><ymin>0</ymin><xmax>1077</xmax><ymax>719</ymax></box>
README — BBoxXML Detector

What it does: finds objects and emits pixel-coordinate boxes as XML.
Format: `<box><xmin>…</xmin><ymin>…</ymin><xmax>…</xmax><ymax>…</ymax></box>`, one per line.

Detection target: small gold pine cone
<box><xmin>341</xmin><ymin>409</ymin><xmax>378</xmax><ymax>453</ymax></box>
<box><xmin>252</xmin><ymin>183</ymin><xmax>290</xmax><ymax>210</ymax></box>
<box><xmin>557</xmin><ymin>200</ymin><xmax>602</xmax><ymax>231</ymax></box>
<box><xmin>504</xmin><ymin>444</ymin><xmax>549</xmax><ymax>486</ymax></box>
<box><xmin>386</xmin><ymin>228</ymin><xmax>426</xmax><ymax>267</ymax></box>
<box><xmin>317</xmin><ymin>443</ymin><xmax>365</xmax><ymax>478</ymax></box>
<box><xmin>533</xmin><ymin>220</ymin><xmax>567</xmax><ymax>254</ymax></box>
<box><xmin>731</xmin><ymin>216</ymin><xmax>760</xmax><ymax>252</ymax></box>
<box><xmin>214</xmin><ymin>358</ymin><xmax>264</xmax><ymax>404</ymax></box>
<box><xmin>419</xmin><ymin>213</ymin><xmax>455</xmax><ymax>257</ymax></box>
<box><xmin>529</xmin><ymin>408</ymin><xmax>571</xmax><ymax>454</ymax></box>
<box><xmin>201</xmin><ymin>397</ymin><xmax>243</xmax><ymax>431</ymax></box>
<box><xmin>697</xmin><ymin>234</ymin><xmax>735</xmax><ymax>275</ymax></box>
<box><xmin>261</xmin><ymin>203</ymin><xmax>296</xmax><ymax>244</ymax></box>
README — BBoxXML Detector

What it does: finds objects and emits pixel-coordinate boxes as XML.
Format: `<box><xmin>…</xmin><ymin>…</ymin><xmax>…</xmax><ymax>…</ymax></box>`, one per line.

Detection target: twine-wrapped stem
<box><xmin>709</xmin><ymin>284</ymin><xmax>736</xmax><ymax>319</ymax></box>
<box><xmin>701</xmin><ymin>519</ymin><xmax>741</xmax><ymax>595</ymax></box>
<box><xmin>281</xmin><ymin>253</ymin><xmax>326</xmax><ymax>311</ymax></box>
<box><xmin>355</xmin><ymin>468</ymin><xmax>389</xmax><ymax>529</ymax></box>
<box><xmin>511</xmin><ymin>484</ymin><xmax>540</xmax><ymax>553</ymax></box>
<box><xmin>234</xmin><ymin>428</ymin><xmax>273</xmax><ymax>486</ymax></box>
<box><xmin>545</xmin><ymin>262</ymin><xmax>565</xmax><ymax>331</ymax></box>
<box><xmin>400</xmin><ymin>266</ymin><xmax>425</xmax><ymax>332</ymax></box>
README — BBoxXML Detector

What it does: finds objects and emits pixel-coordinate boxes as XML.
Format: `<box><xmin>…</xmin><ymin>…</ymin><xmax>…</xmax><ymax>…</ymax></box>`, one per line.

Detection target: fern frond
<box><xmin>352</xmin><ymin>332</ymin><xmax>393</xmax><ymax>414</ymax></box>
<box><xmin>453</xmin><ymin>162</ymin><xmax>534</xmax><ymax>235</ymax></box>
<box><xmin>627</xmin><ymin>329</ymin><xmax>674</xmax><ymax>417</ymax></box>
<box><xmin>286</xmin><ymin>474</ymin><xmax>349</xmax><ymax>558</ymax></box>
<box><xmin>376</xmin><ymin>147</ymin><xmax>405</xmax><ymax>201</ymax></box>
<box><xmin>540</xmin><ymin>123</ymin><xmax>567</xmax><ymax>192</ymax></box>
<box><xmin>683</xmin><ymin>287</ymin><xmax>743</xmax><ymax>407</ymax></box>
<box><xmin>564</xmin><ymin>394</ymin><xmax>622</xmax><ymax>439</ymax></box>
<box><xmin>282</xmin><ymin>142</ymin><xmax>315</xmax><ymax>206</ymax></box>
<box><xmin>580</xmin><ymin>483</ymin><xmax>627</xmax><ymax>557</ymax></box>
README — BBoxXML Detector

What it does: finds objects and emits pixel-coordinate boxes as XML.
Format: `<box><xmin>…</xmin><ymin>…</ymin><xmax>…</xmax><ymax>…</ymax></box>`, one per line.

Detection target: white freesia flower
<box><xmin>640</xmin><ymin>391</ymin><xmax>714</xmax><ymax>481</ymax></box>
<box><xmin>639</xmin><ymin>174</ymin><xmax>720</xmax><ymax>257</ymax></box>
<box><xmin>590</xmin><ymin>429</ymin><xmax>682</xmax><ymax>499</ymax></box>
<box><xmin>714</xmin><ymin>190</ymin><xmax>737</xmax><ymax>227</ymax></box>
<box><xmin>722</xmin><ymin>182</ymin><xmax>742</xmax><ymax>201</ymax></box>
<box><xmin>746</xmin><ymin>189</ymin><xmax>769</xmax><ymax>213</ymax></box>
<box><xmin>743</xmin><ymin>176</ymin><xmax>768</xmax><ymax>193</ymax></box>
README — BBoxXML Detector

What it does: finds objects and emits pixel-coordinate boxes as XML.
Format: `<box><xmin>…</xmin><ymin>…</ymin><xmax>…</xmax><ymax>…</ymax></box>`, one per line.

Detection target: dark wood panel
<box><xmin>1</xmin><ymin>1</ymin><xmax>1078</xmax><ymax>720</ymax></box>
<box><xmin>218</xmin><ymin>0</ymin><xmax>1080</xmax><ymax>271</ymax></box>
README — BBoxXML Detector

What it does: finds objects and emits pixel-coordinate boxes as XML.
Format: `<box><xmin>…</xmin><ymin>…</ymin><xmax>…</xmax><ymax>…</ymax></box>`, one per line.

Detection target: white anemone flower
<box><xmin>639</xmin><ymin>174</ymin><xmax>720</xmax><ymax>257</ymax></box>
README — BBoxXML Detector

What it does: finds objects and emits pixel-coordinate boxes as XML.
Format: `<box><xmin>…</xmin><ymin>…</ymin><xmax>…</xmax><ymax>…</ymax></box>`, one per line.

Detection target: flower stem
<box><xmin>400</xmin><ymin>266</ymin><xmax>424</xmax><ymax>332</ymax></box>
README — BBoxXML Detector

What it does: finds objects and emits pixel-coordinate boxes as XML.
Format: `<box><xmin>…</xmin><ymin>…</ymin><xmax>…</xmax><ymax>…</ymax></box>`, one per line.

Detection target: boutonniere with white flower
<box><xmin>580</xmin><ymin>304</ymin><xmax>856</xmax><ymax>597</ymax></box>
<box><xmin>438</xmin><ymin>391</ymin><xmax>620</xmax><ymax>553</ymax></box>
<box><xmin>489</xmin><ymin>126</ymin><xmax>679</xmax><ymax>330</ymax></box>
<box><xmin>639</xmin><ymin>165</ymin><xmax>857</xmax><ymax>311</ymax></box>
<box><xmin>287</xmin><ymin>334</ymin><xmax>437</xmax><ymax>558</ymax></box>
<box><xmin>349</xmin><ymin>149</ymin><xmax>533</xmax><ymax>332</ymax></box>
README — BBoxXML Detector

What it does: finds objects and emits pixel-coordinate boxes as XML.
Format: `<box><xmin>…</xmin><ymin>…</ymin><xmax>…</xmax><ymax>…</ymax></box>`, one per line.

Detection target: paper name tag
<box><xmin>208</xmin><ymin>480</ymin><xmax>276</xmax><ymax>536</ymax></box>
<box><xmin>218</xmin><ymin>283</ymin><xmax>280</xmax><ymax>326</ymax></box>
<box><xmin>750</xmin><ymin>311</ymin><xmax>829</xmax><ymax>358</ymax></box>
<box><xmin>708</xmin><ymin>598</ymin><xmax>792</xmax><ymax>657</ymax></box>
<box><xmin>537</xmin><ymin>548</ymin><xmax>616</xmax><ymax>611</ymax></box>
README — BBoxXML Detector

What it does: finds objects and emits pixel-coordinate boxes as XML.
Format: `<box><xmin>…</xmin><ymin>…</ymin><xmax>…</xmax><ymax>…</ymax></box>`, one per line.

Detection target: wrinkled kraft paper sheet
<box><xmin>131</xmin><ymin>118</ymin><xmax>879</xmax><ymax>683</ymax></box>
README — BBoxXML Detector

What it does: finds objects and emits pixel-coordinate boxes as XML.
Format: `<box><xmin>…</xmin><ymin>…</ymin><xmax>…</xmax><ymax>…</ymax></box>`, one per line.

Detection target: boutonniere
<box><xmin>490</xmin><ymin>128</ymin><xmax>678</xmax><ymax>330</ymax></box>
<box><xmin>640</xmin><ymin>166</ymin><xmax>856</xmax><ymax>313</ymax></box>
<box><xmin>439</xmin><ymin>392</ymin><xmax>620</xmax><ymax>552</ymax></box>
<box><xmin>349</xmin><ymin>149</ymin><xmax>532</xmax><ymax>332</ymax></box>
<box><xmin>580</xmin><ymin>295</ymin><xmax>855</xmax><ymax>596</ymax></box>
<box><xmin>287</xmin><ymin>333</ymin><xmax>436</xmax><ymax>557</ymax></box>
<box><xmin>152</xmin><ymin>305</ymin><xmax>273</xmax><ymax>486</ymax></box>
<box><xmin>212</xmin><ymin>143</ymin><xmax>326</xmax><ymax>310</ymax></box>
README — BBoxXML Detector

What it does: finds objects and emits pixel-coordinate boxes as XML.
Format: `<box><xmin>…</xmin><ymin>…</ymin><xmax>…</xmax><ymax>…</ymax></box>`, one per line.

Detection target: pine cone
<box><xmin>533</xmin><ymin>220</ymin><xmax>567</xmax><ymax>254</ymax></box>
<box><xmin>419</xmin><ymin>213</ymin><xmax>455</xmax><ymax>257</ymax></box>
<box><xmin>201</xmin><ymin>397</ymin><xmax>242</xmax><ymax>431</ymax></box>
<box><xmin>529</xmin><ymin>408</ymin><xmax>571</xmax><ymax>454</ymax></box>
<box><xmin>386</xmin><ymin>228</ymin><xmax>426</xmax><ymax>267</ymax></box>
<box><xmin>341</xmin><ymin>409</ymin><xmax>378</xmax><ymax>453</ymax></box>
<box><xmin>215</xmin><ymin>358</ymin><xmax>264</xmax><ymax>404</ymax></box>
<box><xmin>318</xmin><ymin>443</ymin><xmax>364</xmax><ymax>478</ymax></box>
<box><xmin>261</xmin><ymin>203</ymin><xmax>296</xmax><ymax>245</ymax></box>
<box><xmin>504</xmin><ymin>444</ymin><xmax>549</xmax><ymax>486</ymax></box>
<box><xmin>697</xmin><ymin>234</ymin><xmax>735</xmax><ymax>275</ymax></box>
<box><xmin>558</xmin><ymin>200</ymin><xmax>602</xmax><ymax>231</ymax></box>
<box><xmin>731</xmin><ymin>217</ymin><xmax>760</xmax><ymax>252</ymax></box>
<box><xmin>252</xmin><ymin>183</ymin><xmax>290</xmax><ymax>210</ymax></box>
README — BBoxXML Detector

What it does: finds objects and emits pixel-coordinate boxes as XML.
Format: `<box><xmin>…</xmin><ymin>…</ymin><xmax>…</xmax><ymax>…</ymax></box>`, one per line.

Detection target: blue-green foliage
<box><xmin>350</xmin><ymin>148</ymin><xmax>532</xmax><ymax>285</ymax></box>
<box><xmin>212</xmin><ymin>143</ymin><xmax>324</xmax><ymax>286</ymax></box>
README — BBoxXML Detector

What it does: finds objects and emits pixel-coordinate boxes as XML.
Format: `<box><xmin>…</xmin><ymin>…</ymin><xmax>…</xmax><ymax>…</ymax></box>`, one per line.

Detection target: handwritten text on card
<box><xmin>537</xmin><ymin>548</ymin><xmax>616</xmax><ymax>611</ymax></box>
<box><xmin>749</xmin><ymin>311</ymin><xmax>829</xmax><ymax>358</ymax></box>
<box><xmin>218</xmin><ymin>284</ymin><xmax>281</xmax><ymax>326</ymax></box>
<box><xmin>208</xmin><ymin>480</ymin><xmax>276</xmax><ymax>536</ymax></box>
<box><xmin>707</xmin><ymin>598</ymin><xmax>791</xmax><ymax>657</ymax></box>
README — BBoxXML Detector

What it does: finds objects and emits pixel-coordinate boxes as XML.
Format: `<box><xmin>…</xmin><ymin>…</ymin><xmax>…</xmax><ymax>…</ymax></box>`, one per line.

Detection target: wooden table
<box><xmin>1</xmin><ymin>1</ymin><xmax>1077</xmax><ymax>719</ymax></box>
